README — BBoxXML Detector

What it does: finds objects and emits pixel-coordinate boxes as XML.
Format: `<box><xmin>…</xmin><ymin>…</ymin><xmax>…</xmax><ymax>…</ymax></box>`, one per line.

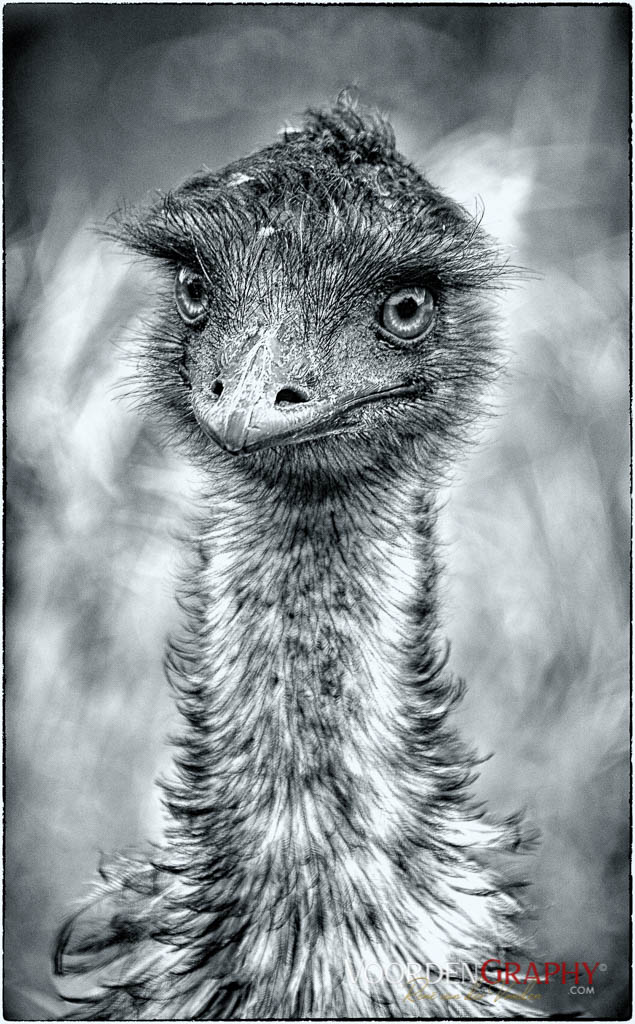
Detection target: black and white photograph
<box><xmin>4</xmin><ymin>3</ymin><xmax>631</xmax><ymax>1020</ymax></box>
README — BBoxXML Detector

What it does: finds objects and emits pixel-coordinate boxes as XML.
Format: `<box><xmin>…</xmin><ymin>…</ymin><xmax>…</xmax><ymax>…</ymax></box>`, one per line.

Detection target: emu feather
<box><xmin>55</xmin><ymin>98</ymin><xmax>536</xmax><ymax>1019</ymax></box>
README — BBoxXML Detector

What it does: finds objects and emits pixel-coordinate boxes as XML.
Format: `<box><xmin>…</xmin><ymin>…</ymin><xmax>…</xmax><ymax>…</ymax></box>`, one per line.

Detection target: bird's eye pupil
<box><xmin>395</xmin><ymin>297</ymin><xmax>418</xmax><ymax>320</ymax></box>
<box><xmin>380</xmin><ymin>287</ymin><xmax>435</xmax><ymax>343</ymax></box>
<box><xmin>187</xmin><ymin>279</ymin><xmax>203</xmax><ymax>301</ymax></box>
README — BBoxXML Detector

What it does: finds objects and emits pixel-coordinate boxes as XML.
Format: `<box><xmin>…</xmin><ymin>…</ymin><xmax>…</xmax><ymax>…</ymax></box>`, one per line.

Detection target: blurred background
<box><xmin>4</xmin><ymin>4</ymin><xmax>630</xmax><ymax>1020</ymax></box>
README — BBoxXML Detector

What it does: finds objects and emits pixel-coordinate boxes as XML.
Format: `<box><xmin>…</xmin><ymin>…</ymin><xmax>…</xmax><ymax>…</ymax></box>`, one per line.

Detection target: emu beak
<box><xmin>191</xmin><ymin>326</ymin><xmax>314</xmax><ymax>455</ymax></box>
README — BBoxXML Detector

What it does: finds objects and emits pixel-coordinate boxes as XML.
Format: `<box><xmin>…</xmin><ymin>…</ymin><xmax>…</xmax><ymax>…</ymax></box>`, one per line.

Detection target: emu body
<box><xmin>56</xmin><ymin>101</ymin><xmax>532</xmax><ymax>1019</ymax></box>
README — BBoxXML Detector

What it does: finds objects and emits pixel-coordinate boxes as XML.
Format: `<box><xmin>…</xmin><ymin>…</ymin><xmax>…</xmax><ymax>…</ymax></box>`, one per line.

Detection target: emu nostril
<box><xmin>275</xmin><ymin>387</ymin><xmax>308</xmax><ymax>406</ymax></box>
<box><xmin>212</xmin><ymin>379</ymin><xmax>224</xmax><ymax>398</ymax></box>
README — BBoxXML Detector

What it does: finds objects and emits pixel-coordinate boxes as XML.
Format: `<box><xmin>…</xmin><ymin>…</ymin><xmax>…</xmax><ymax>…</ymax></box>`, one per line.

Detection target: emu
<box><xmin>55</xmin><ymin>98</ymin><xmax>535</xmax><ymax>1019</ymax></box>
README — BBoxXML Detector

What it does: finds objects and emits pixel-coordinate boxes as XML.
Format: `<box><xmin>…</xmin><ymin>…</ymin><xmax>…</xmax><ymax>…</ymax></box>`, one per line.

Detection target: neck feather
<box><xmin>165</xmin><ymin>457</ymin><xmax>473</xmax><ymax>881</ymax></box>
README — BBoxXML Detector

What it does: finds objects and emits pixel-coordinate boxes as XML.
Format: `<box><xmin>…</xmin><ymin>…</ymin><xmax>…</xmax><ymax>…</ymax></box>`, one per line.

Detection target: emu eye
<box><xmin>175</xmin><ymin>266</ymin><xmax>209</xmax><ymax>324</ymax></box>
<box><xmin>381</xmin><ymin>287</ymin><xmax>435</xmax><ymax>342</ymax></box>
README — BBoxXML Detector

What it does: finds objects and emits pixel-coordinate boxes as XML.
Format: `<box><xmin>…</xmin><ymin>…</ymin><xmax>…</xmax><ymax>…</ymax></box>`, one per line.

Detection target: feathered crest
<box><xmin>302</xmin><ymin>90</ymin><xmax>396</xmax><ymax>167</ymax></box>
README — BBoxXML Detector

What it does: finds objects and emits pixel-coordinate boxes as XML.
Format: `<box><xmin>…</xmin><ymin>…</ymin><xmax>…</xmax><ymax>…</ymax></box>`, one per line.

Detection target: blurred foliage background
<box><xmin>4</xmin><ymin>4</ymin><xmax>630</xmax><ymax>1019</ymax></box>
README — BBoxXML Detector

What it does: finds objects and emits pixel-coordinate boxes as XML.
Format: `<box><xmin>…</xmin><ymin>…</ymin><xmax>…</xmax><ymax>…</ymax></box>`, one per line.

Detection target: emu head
<box><xmin>115</xmin><ymin>99</ymin><xmax>504</xmax><ymax>473</ymax></box>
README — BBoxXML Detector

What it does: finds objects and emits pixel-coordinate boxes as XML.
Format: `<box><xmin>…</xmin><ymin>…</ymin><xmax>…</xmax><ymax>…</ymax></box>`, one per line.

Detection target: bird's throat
<box><xmin>153</xmin><ymin>458</ymin><xmax>516</xmax><ymax>1013</ymax></box>
<box><xmin>164</xmin><ymin>459</ymin><xmax>454</xmax><ymax>980</ymax></box>
<box><xmin>195</xmin><ymin>461</ymin><xmax>427</xmax><ymax>788</ymax></box>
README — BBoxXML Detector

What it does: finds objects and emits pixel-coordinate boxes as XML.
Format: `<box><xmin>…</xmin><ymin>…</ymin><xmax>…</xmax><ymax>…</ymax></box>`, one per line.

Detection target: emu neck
<box><xmin>162</xmin><ymin>457</ymin><xmax>495</xmax><ymax>1003</ymax></box>
<box><xmin>194</xmin><ymin>461</ymin><xmax>435</xmax><ymax>801</ymax></box>
<box><xmin>169</xmin><ymin>457</ymin><xmax>450</xmax><ymax>918</ymax></box>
